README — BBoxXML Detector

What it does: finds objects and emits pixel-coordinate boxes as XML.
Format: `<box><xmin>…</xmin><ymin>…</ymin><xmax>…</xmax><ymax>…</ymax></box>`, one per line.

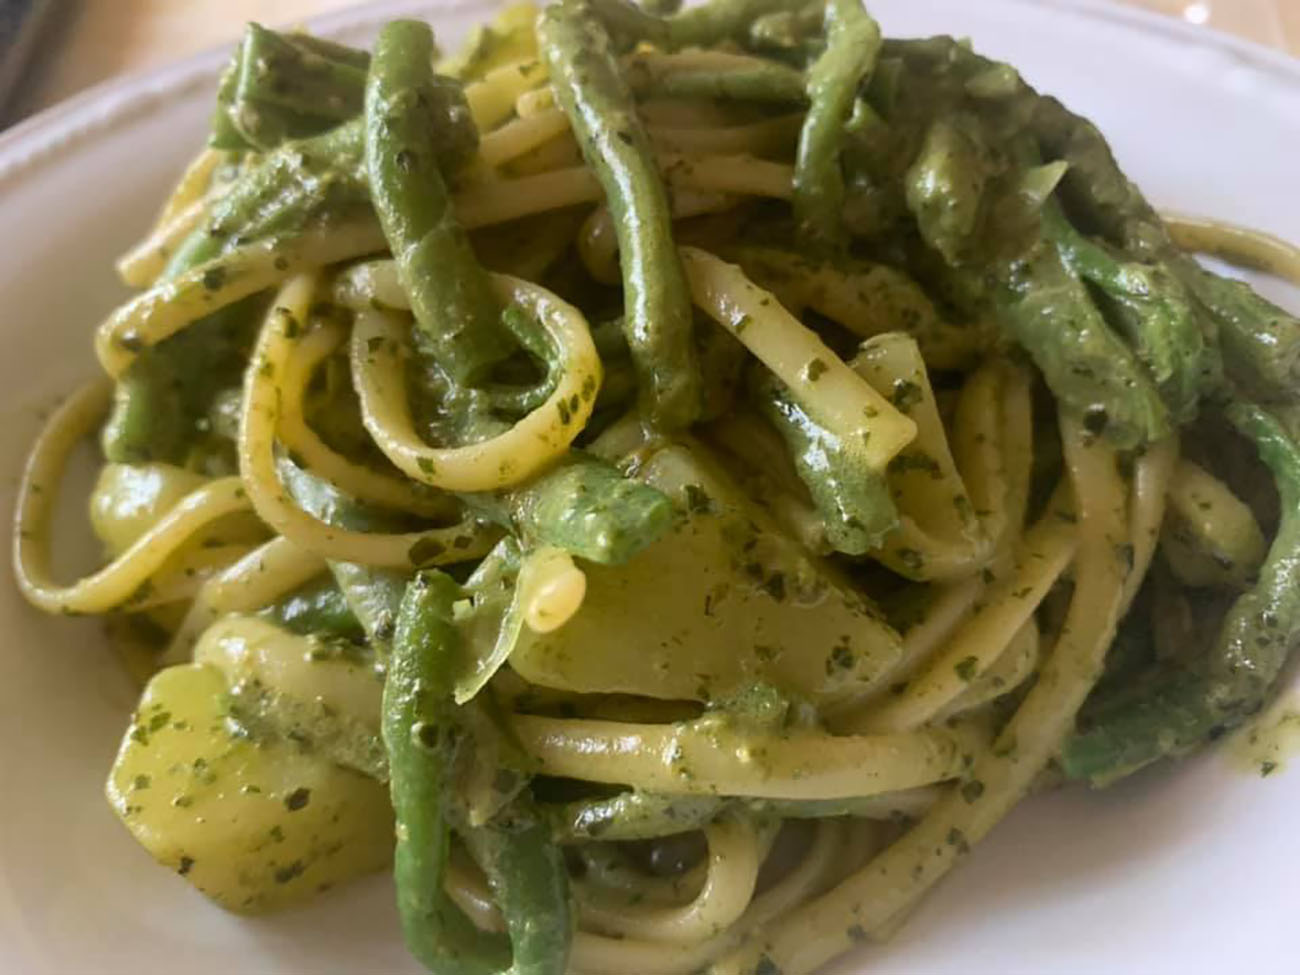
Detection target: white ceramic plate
<box><xmin>1</xmin><ymin>1</ymin><xmax>1298</xmax><ymax>972</ymax></box>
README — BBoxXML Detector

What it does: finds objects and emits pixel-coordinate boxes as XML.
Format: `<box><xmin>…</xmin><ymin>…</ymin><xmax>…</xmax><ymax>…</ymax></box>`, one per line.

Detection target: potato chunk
<box><xmin>106</xmin><ymin>664</ymin><xmax>393</xmax><ymax>913</ymax></box>
<box><xmin>510</xmin><ymin>442</ymin><xmax>903</xmax><ymax>704</ymax></box>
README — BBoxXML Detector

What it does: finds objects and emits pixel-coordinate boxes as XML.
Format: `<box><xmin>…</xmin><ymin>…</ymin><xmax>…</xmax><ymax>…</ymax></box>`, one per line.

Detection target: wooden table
<box><xmin>18</xmin><ymin>0</ymin><xmax>1300</xmax><ymax>116</ymax></box>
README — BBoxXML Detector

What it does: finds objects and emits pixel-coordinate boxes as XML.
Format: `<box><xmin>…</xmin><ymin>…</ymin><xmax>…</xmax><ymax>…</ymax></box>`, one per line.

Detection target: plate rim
<box><xmin>2</xmin><ymin>0</ymin><xmax>1298</xmax><ymax>194</ymax></box>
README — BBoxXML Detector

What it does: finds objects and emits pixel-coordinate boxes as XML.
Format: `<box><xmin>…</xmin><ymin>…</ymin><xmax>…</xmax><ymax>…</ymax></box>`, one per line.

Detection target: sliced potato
<box><xmin>105</xmin><ymin>664</ymin><xmax>392</xmax><ymax>914</ymax></box>
<box><xmin>89</xmin><ymin>463</ymin><xmax>207</xmax><ymax>556</ymax></box>
<box><xmin>195</xmin><ymin>615</ymin><xmax>386</xmax><ymax>779</ymax></box>
<box><xmin>510</xmin><ymin>441</ymin><xmax>903</xmax><ymax>705</ymax></box>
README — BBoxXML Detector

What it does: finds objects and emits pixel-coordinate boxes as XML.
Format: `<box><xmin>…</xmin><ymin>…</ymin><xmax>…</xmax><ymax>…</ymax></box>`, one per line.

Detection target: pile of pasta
<box><xmin>13</xmin><ymin>2</ymin><xmax>1300</xmax><ymax>974</ymax></box>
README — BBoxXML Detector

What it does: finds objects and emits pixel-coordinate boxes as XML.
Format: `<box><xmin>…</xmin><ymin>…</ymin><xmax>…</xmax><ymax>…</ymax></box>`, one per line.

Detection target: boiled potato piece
<box><xmin>195</xmin><ymin>615</ymin><xmax>386</xmax><ymax>779</ymax></box>
<box><xmin>89</xmin><ymin>463</ymin><xmax>208</xmax><ymax>555</ymax></box>
<box><xmin>106</xmin><ymin>664</ymin><xmax>393</xmax><ymax>914</ymax></box>
<box><xmin>510</xmin><ymin>442</ymin><xmax>903</xmax><ymax>705</ymax></box>
<box><xmin>89</xmin><ymin>462</ymin><xmax>266</xmax><ymax>559</ymax></box>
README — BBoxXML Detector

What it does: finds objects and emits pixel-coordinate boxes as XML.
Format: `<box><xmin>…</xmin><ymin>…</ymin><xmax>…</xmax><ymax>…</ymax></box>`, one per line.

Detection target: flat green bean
<box><xmin>627</xmin><ymin>60</ymin><xmax>807</xmax><ymax>104</ymax></box>
<box><xmin>386</xmin><ymin>573</ymin><xmax>513</xmax><ymax>974</ymax></box>
<box><xmin>263</xmin><ymin>574</ymin><xmax>366</xmax><ymax>642</ymax></box>
<box><xmin>751</xmin><ymin>370</ymin><xmax>899</xmax><ymax>554</ymax></box>
<box><xmin>462</xmin><ymin>809</ymin><xmax>573</xmax><ymax>975</ymax></box>
<box><xmin>214</xmin><ymin>24</ymin><xmax>369</xmax><ymax>151</ymax></box>
<box><xmin>365</xmin><ymin>20</ymin><xmax>514</xmax><ymax>386</ymax></box>
<box><xmin>1063</xmin><ymin>403</ymin><xmax>1300</xmax><ymax>783</ymax></box>
<box><xmin>467</xmin><ymin>452</ymin><xmax>676</xmax><ymax>566</ymax></box>
<box><xmin>540</xmin><ymin>2</ymin><xmax>701</xmax><ymax>430</ymax></box>
<box><xmin>1043</xmin><ymin>203</ymin><xmax>1209</xmax><ymax>423</ymax></box>
<box><xmin>794</xmin><ymin>0</ymin><xmax>882</xmax><ymax>251</ymax></box>
<box><xmin>994</xmin><ymin>240</ymin><xmax>1170</xmax><ymax>448</ymax></box>
<box><xmin>667</xmin><ymin>0</ymin><xmax>805</xmax><ymax>48</ymax></box>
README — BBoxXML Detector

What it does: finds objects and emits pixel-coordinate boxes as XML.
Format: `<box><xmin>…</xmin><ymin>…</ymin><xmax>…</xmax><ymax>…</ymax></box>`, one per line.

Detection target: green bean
<box><xmin>388</xmin><ymin>574</ymin><xmax>573</xmax><ymax>974</ymax></box>
<box><xmin>1028</xmin><ymin>95</ymin><xmax>1168</xmax><ymax>258</ymax></box>
<box><xmin>585</xmin><ymin>0</ymin><xmax>807</xmax><ymax>52</ymax></box>
<box><xmin>262</xmin><ymin>574</ymin><xmax>366</xmax><ymax>642</ymax></box>
<box><xmin>365</xmin><ymin>21</ymin><xmax>514</xmax><ymax>387</ymax></box>
<box><xmin>903</xmin><ymin>112</ymin><xmax>996</xmax><ymax>265</ymax></box>
<box><xmin>113</xmin><ymin>119</ymin><xmax>372</xmax><ymax>464</ymax></box>
<box><xmin>1027</xmin><ymin>94</ymin><xmax>1300</xmax><ymax>401</ymax></box>
<box><xmin>209</xmin><ymin>94</ymin><xmax>476</xmax><ymax>267</ymax></box>
<box><xmin>1177</xmin><ymin>261</ymin><xmax>1300</xmax><ymax>402</ymax></box>
<box><xmin>583</xmin><ymin>0</ymin><xmax>672</xmax><ymax>49</ymax></box>
<box><xmin>490</xmin><ymin>453</ymin><xmax>676</xmax><ymax>565</ymax></box>
<box><xmin>794</xmin><ymin>0</ymin><xmax>881</xmax><ymax>251</ymax></box>
<box><xmin>994</xmin><ymin>241</ymin><xmax>1170</xmax><ymax>448</ymax></box>
<box><xmin>1063</xmin><ymin>403</ymin><xmax>1300</xmax><ymax>783</ymax></box>
<box><xmin>277</xmin><ymin>458</ymin><xmax>424</xmax><ymax>650</ymax></box>
<box><xmin>751</xmin><ymin>370</ymin><xmax>899</xmax><ymax>554</ymax></box>
<box><xmin>386</xmin><ymin>573</ymin><xmax>513</xmax><ymax>974</ymax></box>
<box><xmin>540</xmin><ymin>2</ymin><xmax>701</xmax><ymax>430</ymax></box>
<box><xmin>627</xmin><ymin>60</ymin><xmax>807</xmax><ymax>104</ymax></box>
<box><xmin>101</xmin><ymin>296</ymin><xmax>263</xmax><ymax>464</ymax></box>
<box><xmin>549</xmin><ymin>788</ymin><xmax>937</xmax><ymax>842</ymax></box>
<box><xmin>747</xmin><ymin>4</ymin><xmax>824</xmax><ymax>56</ymax></box>
<box><xmin>1043</xmin><ymin>203</ymin><xmax>1209</xmax><ymax>423</ymax></box>
<box><xmin>879</xmin><ymin>34</ymin><xmax>1296</xmax><ymax>406</ymax></box>
<box><xmin>462</xmin><ymin>809</ymin><xmax>574</xmax><ymax>975</ymax></box>
<box><xmin>212</xmin><ymin>24</ymin><xmax>369</xmax><ymax>151</ymax></box>
<box><xmin>552</xmin><ymin>792</ymin><xmax>726</xmax><ymax>842</ymax></box>
<box><xmin>666</xmin><ymin>0</ymin><xmax>805</xmax><ymax>48</ymax></box>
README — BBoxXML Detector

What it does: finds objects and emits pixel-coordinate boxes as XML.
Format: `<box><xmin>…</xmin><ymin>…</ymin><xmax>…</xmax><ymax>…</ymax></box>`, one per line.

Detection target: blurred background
<box><xmin>2</xmin><ymin>0</ymin><xmax>1297</xmax><ymax>125</ymax></box>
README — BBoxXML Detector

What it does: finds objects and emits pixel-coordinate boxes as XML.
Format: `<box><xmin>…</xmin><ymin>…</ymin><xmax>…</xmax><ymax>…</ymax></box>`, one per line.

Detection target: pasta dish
<box><xmin>12</xmin><ymin>1</ymin><xmax>1300</xmax><ymax>972</ymax></box>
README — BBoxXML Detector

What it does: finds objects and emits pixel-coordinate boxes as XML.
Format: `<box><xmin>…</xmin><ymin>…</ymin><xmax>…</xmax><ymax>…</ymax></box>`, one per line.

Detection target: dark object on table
<box><xmin>0</xmin><ymin>0</ymin><xmax>58</xmax><ymax>120</ymax></box>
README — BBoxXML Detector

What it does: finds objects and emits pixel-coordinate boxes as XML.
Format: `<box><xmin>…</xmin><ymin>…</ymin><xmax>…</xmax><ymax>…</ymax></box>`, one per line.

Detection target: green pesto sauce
<box><xmin>1229</xmin><ymin>688</ymin><xmax>1300</xmax><ymax>779</ymax></box>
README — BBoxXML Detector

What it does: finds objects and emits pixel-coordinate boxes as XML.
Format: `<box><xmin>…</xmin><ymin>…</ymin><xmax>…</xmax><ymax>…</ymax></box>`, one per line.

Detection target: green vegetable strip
<box><xmin>386</xmin><ymin>573</ymin><xmax>513</xmax><ymax>974</ymax></box>
<box><xmin>120</xmin><ymin>37</ymin><xmax>479</xmax><ymax>461</ymax></box>
<box><xmin>174</xmin><ymin>123</ymin><xmax>370</xmax><ymax>276</ymax></box>
<box><xmin>539</xmin><ymin>2</ymin><xmax>701</xmax><ymax>431</ymax></box>
<box><xmin>552</xmin><ymin>792</ymin><xmax>726</xmax><ymax>842</ymax></box>
<box><xmin>365</xmin><ymin>20</ymin><xmax>514</xmax><ymax>386</ymax></box>
<box><xmin>262</xmin><ymin>575</ymin><xmax>365</xmax><ymax>641</ymax></box>
<box><xmin>236</xmin><ymin>25</ymin><xmax>368</xmax><ymax>118</ymax></box>
<box><xmin>1177</xmin><ymin>262</ymin><xmax>1300</xmax><ymax>403</ymax></box>
<box><xmin>904</xmin><ymin>112</ymin><xmax>995</xmax><ymax>266</ymax></box>
<box><xmin>751</xmin><ymin>371</ymin><xmax>899</xmax><ymax>554</ymax></box>
<box><xmin>550</xmin><ymin>790</ymin><xmax>937</xmax><ymax>842</ymax></box>
<box><xmin>627</xmin><ymin>61</ymin><xmax>807</xmax><ymax>104</ymax></box>
<box><xmin>586</xmin><ymin>0</ymin><xmax>805</xmax><ymax>50</ymax></box>
<box><xmin>500</xmin><ymin>454</ymin><xmax>676</xmax><ymax>565</ymax></box>
<box><xmin>1029</xmin><ymin>94</ymin><xmax>1297</xmax><ymax>401</ymax></box>
<box><xmin>666</xmin><ymin>0</ymin><xmax>807</xmax><ymax>47</ymax></box>
<box><xmin>748</xmin><ymin>4</ymin><xmax>826</xmax><ymax>56</ymax></box>
<box><xmin>277</xmin><ymin>459</ymin><xmax>420</xmax><ymax>651</ymax></box>
<box><xmin>110</xmin><ymin>91</ymin><xmax>472</xmax><ymax>464</ymax></box>
<box><xmin>212</xmin><ymin>24</ymin><xmax>370</xmax><ymax>151</ymax></box>
<box><xmin>462</xmin><ymin>812</ymin><xmax>574</xmax><ymax>975</ymax></box>
<box><xmin>794</xmin><ymin>0</ymin><xmax>881</xmax><ymax>251</ymax></box>
<box><xmin>583</xmin><ymin>0</ymin><xmax>671</xmax><ymax>49</ymax></box>
<box><xmin>994</xmin><ymin>241</ymin><xmax>1169</xmax><ymax>448</ymax></box>
<box><xmin>1043</xmin><ymin>203</ymin><xmax>1208</xmax><ymax>423</ymax></box>
<box><xmin>101</xmin><ymin>298</ymin><xmax>261</xmax><ymax>463</ymax></box>
<box><xmin>885</xmin><ymin>36</ymin><xmax>1295</xmax><ymax>406</ymax></box>
<box><xmin>1063</xmin><ymin>403</ymin><xmax>1300</xmax><ymax>783</ymax></box>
